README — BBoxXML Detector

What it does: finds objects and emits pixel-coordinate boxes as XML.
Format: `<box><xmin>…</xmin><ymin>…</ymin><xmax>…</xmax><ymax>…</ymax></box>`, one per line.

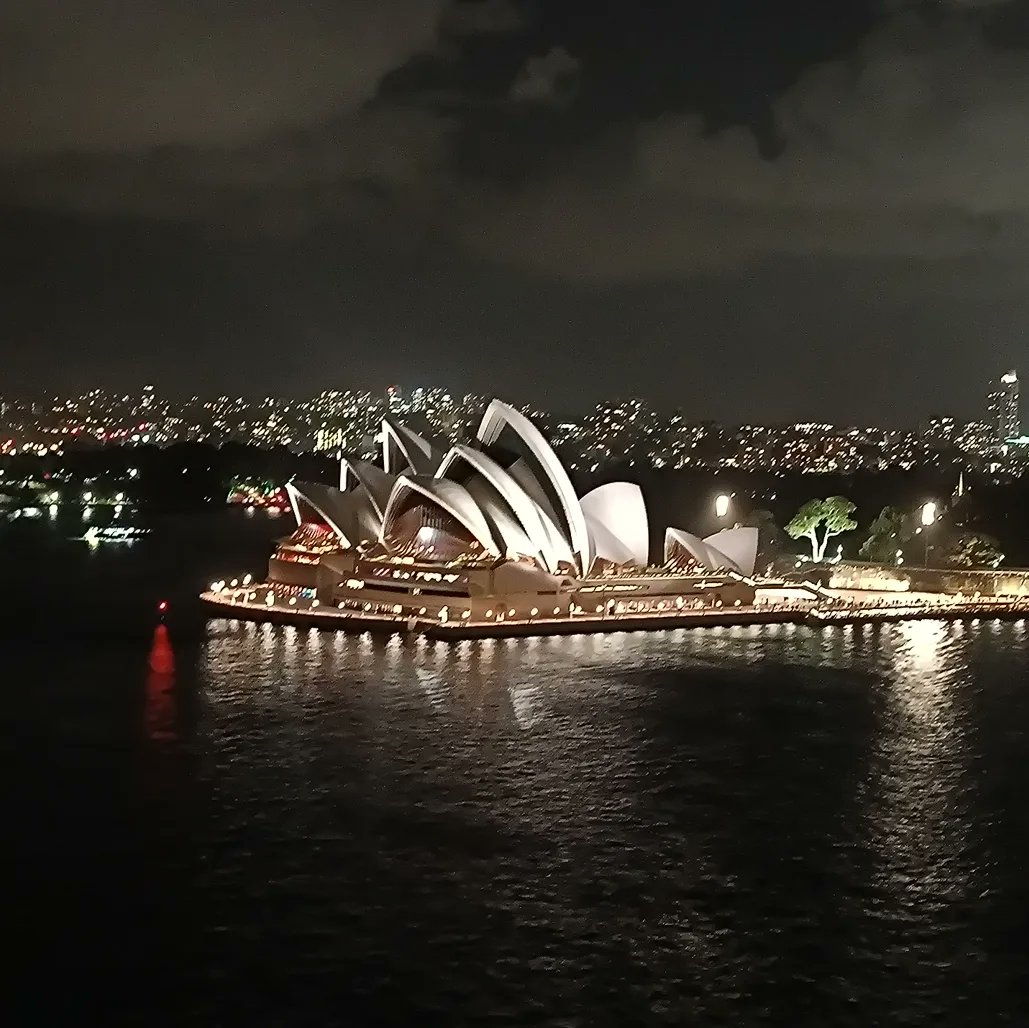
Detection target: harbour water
<box><xmin>5</xmin><ymin>511</ymin><xmax>1029</xmax><ymax>1023</ymax></box>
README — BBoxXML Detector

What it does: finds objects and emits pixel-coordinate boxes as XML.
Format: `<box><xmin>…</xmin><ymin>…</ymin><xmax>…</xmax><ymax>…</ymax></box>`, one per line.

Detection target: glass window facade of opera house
<box><xmin>244</xmin><ymin>399</ymin><xmax>760</xmax><ymax>628</ymax></box>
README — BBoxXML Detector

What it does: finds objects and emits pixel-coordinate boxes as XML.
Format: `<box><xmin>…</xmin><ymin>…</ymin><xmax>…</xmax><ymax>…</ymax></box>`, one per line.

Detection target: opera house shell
<box><xmin>267</xmin><ymin>399</ymin><xmax>758</xmax><ymax>623</ymax></box>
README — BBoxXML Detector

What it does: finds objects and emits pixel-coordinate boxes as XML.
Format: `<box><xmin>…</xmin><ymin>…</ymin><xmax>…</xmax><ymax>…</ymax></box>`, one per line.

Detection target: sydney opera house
<box><xmin>204</xmin><ymin>398</ymin><xmax>762</xmax><ymax>632</ymax></box>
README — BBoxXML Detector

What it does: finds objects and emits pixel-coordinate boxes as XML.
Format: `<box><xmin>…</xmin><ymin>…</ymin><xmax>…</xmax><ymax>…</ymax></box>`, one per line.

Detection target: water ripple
<box><xmin>12</xmin><ymin>618</ymin><xmax>1029</xmax><ymax>1024</ymax></box>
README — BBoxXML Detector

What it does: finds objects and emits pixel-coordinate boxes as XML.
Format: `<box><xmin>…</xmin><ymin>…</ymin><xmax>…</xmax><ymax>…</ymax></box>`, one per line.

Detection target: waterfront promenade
<box><xmin>200</xmin><ymin>584</ymin><xmax>1029</xmax><ymax>639</ymax></box>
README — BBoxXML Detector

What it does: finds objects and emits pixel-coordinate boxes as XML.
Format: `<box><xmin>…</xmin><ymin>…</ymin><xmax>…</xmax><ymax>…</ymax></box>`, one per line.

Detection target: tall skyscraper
<box><xmin>987</xmin><ymin>371</ymin><xmax>1020</xmax><ymax>445</ymax></box>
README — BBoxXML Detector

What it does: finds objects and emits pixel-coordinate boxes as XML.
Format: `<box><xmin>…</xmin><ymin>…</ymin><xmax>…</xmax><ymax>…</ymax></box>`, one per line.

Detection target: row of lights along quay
<box><xmin>202</xmin><ymin>579</ymin><xmax>1029</xmax><ymax>639</ymax></box>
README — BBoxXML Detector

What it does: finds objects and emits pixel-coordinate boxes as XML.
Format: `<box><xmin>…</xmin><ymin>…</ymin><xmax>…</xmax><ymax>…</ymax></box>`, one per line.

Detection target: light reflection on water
<box><xmin>865</xmin><ymin>620</ymin><xmax>975</xmax><ymax>923</ymax></box>
<box><xmin>184</xmin><ymin>618</ymin><xmax>1029</xmax><ymax>1021</ymax></box>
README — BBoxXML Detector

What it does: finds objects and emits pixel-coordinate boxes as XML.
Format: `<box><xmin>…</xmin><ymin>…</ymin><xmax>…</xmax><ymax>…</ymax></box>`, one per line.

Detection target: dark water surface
<box><xmin>5</xmin><ymin>513</ymin><xmax>1029</xmax><ymax>1024</ymax></box>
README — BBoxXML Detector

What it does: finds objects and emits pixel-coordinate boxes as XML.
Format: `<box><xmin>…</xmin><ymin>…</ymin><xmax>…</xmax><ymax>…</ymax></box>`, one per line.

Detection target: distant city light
<box><xmin>0</xmin><ymin>372</ymin><xmax>1023</xmax><ymax>484</ymax></box>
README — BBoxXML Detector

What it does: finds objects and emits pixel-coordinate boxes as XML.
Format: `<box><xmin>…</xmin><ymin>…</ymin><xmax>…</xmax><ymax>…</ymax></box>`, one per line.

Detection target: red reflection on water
<box><xmin>148</xmin><ymin>624</ymin><xmax>175</xmax><ymax>674</ymax></box>
<box><xmin>146</xmin><ymin>624</ymin><xmax>176</xmax><ymax>741</ymax></box>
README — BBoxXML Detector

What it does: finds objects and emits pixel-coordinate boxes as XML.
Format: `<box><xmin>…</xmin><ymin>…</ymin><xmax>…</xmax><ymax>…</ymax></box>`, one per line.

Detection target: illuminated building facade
<box><xmin>259</xmin><ymin>398</ymin><xmax>759</xmax><ymax>624</ymax></box>
<box><xmin>988</xmin><ymin>371</ymin><xmax>1020</xmax><ymax>446</ymax></box>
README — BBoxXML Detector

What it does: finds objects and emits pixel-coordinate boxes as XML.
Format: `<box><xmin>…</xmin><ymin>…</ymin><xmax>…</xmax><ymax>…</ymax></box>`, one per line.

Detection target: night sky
<box><xmin>3</xmin><ymin>0</ymin><xmax>1029</xmax><ymax>423</ymax></box>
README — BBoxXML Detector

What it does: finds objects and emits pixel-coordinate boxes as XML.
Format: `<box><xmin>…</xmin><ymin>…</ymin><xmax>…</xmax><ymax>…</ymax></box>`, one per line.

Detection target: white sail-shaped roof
<box><xmin>664</xmin><ymin>527</ymin><xmax>739</xmax><ymax>573</ymax></box>
<box><xmin>341</xmin><ymin>458</ymin><xmax>394</xmax><ymax>521</ymax></box>
<box><xmin>381</xmin><ymin>417</ymin><xmax>438</xmax><ymax>476</ymax></box>
<box><xmin>476</xmin><ymin>400</ymin><xmax>592</xmax><ymax>575</ymax></box>
<box><xmin>285</xmin><ymin>480</ymin><xmax>313</xmax><ymax>527</ymax></box>
<box><xmin>381</xmin><ymin>475</ymin><xmax>500</xmax><ymax>556</ymax></box>
<box><xmin>286</xmin><ymin>481</ymin><xmax>356</xmax><ymax>547</ymax></box>
<box><xmin>463</xmin><ymin>476</ymin><xmax>540</xmax><ymax>563</ymax></box>
<box><xmin>579</xmin><ymin>483</ymin><xmax>649</xmax><ymax>568</ymax></box>
<box><xmin>283</xmin><ymin>398</ymin><xmax>760</xmax><ymax>580</ymax></box>
<box><xmin>584</xmin><ymin>517</ymin><xmax>639</xmax><ymax>567</ymax></box>
<box><xmin>436</xmin><ymin>444</ymin><xmax>570</xmax><ymax>571</ymax></box>
<box><xmin>703</xmin><ymin>527</ymin><xmax>759</xmax><ymax>577</ymax></box>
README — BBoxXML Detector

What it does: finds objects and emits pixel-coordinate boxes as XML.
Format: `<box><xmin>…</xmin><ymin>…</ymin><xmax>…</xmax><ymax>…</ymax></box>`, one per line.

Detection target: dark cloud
<box><xmin>3</xmin><ymin>0</ymin><xmax>1029</xmax><ymax>418</ymax></box>
<box><xmin>439</xmin><ymin>0</ymin><xmax>526</xmax><ymax>38</ymax></box>
<box><xmin>0</xmin><ymin>0</ymin><xmax>444</xmax><ymax>152</ymax></box>
<box><xmin>1</xmin><ymin>107</ymin><xmax>453</xmax><ymax>235</ymax></box>
<box><xmin>447</xmin><ymin>11</ymin><xmax>1029</xmax><ymax>278</ymax></box>
<box><xmin>8</xmin><ymin>2</ymin><xmax>1025</xmax><ymax>269</ymax></box>
<box><xmin>510</xmin><ymin>47</ymin><xmax>580</xmax><ymax>103</ymax></box>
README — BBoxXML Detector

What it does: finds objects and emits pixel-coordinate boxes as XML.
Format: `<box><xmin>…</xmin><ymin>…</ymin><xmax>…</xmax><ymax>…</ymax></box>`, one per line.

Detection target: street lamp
<box><xmin>715</xmin><ymin>493</ymin><xmax>731</xmax><ymax>520</ymax></box>
<box><xmin>921</xmin><ymin>501</ymin><xmax>937</xmax><ymax>566</ymax></box>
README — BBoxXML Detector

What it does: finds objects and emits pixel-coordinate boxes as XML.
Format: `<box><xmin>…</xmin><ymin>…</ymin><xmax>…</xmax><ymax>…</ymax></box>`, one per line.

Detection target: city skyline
<box><xmin>1</xmin><ymin>369</ymin><xmax>1023</xmax><ymax>477</ymax></box>
<box><xmin>0</xmin><ymin>328</ymin><xmax>1024</xmax><ymax>427</ymax></box>
<box><xmin>1</xmin><ymin>365</ymin><xmax>1021</xmax><ymax>429</ymax></box>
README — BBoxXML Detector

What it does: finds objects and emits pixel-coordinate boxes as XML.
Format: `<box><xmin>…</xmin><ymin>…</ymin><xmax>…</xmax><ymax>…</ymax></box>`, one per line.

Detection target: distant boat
<box><xmin>81</xmin><ymin>525</ymin><xmax>150</xmax><ymax>545</ymax></box>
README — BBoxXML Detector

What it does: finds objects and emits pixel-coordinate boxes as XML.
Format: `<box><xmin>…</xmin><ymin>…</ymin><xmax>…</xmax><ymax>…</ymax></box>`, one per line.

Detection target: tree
<box><xmin>859</xmin><ymin>505</ymin><xmax>908</xmax><ymax>563</ymax></box>
<box><xmin>786</xmin><ymin>496</ymin><xmax>858</xmax><ymax>562</ymax></box>
<box><xmin>940</xmin><ymin>532</ymin><xmax>1004</xmax><ymax>569</ymax></box>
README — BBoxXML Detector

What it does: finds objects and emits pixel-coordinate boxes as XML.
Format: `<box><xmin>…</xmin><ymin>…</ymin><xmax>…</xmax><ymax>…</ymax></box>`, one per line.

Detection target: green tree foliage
<box><xmin>940</xmin><ymin>532</ymin><xmax>1004</xmax><ymax>569</ymax></box>
<box><xmin>859</xmin><ymin>505</ymin><xmax>908</xmax><ymax>563</ymax></box>
<box><xmin>786</xmin><ymin>496</ymin><xmax>858</xmax><ymax>562</ymax></box>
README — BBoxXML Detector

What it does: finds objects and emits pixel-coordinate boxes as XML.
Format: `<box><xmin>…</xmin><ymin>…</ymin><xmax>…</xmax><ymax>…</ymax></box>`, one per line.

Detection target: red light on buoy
<box><xmin>157</xmin><ymin>600</ymin><xmax>168</xmax><ymax>613</ymax></box>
